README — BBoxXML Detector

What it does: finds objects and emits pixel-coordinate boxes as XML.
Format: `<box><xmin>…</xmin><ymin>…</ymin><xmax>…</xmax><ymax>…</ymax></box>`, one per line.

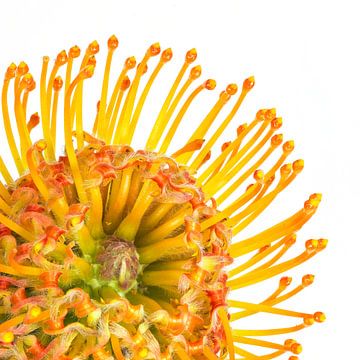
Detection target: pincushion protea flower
<box><xmin>0</xmin><ymin>35</ymin><xmax>326</xmax><ymax>360</ymax></box>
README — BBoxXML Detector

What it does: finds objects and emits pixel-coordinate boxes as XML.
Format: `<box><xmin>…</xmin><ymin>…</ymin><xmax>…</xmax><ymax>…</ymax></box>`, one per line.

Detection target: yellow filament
<box><xmin>26</xmin><ymin>145</ymin><xmax>50</xmax><ymax>201</ymax></box>
<box><xmin>127</xmin><ymin>60</ymin><xmax>165</xmax><ymax>144</ymax></box>
<box><xmin>14</xmin><ymin>79</ymin><xmax>32</xmax><ymax>162</ymax></box>
<box><xmin>137</xmin><ymin>234</ymin><xmax>185</xmax><ymax>264</ymax></box>
<box><xmin>0</xmin><ymin>314</ymin><xmax>26</xmax><ymax>333</ymax></box>
<box><xmin>105</xmin><ymin>68</ymin><xmax>128</xmax><ymax>127</ymax></box>
<box><xmin>203</xmin><ymin>123</ymin><xmax>273</xmax><ymax>197</ymax></box>
<box><xmin>111</xmin><ymin>335</ymin><xmax>125</xmax><ymax>360</ymax></box>
<box><xmin>87</xmin><ymin>187</ymin><xmax>105</xmax><ymax>238</ymax></box>
<box><xmin>178</xmin><ymin>95</ymin><xmax>230</xmax><ymax>164</ymax></box>
<box><xmin>104</xmin><ymin>168</ymin><xmax>133</xmax><ymax>233</ymax></box>
<box><xmin>107</xmin><ymin>87</ymin><xmax>126</xmax><ymax>143</ymax></box>
<box><xmin>40</xmin><ymin>57</ymin><xmax>55</xmax><ymax>160</ymax></box>
<box><xmin>9</xmin><ymin>252</ymin><xmax>43</xmax><ymax>276</ymax></box>
<box><xmin>228</xmin><ymin>251</ymin><xmax>316</xmax><ymax>290</ymax></box>
<box><xmin>0</xmin><ymin>156</ymin><xmax>13</xmax><ymax>185</ymax></box>
<box><xmin>0</xmin><ymin>263</ymin><xmax>22</xmax><ymax>276</ymax></box>
<box><xmin>116</xmin><ymin>179</ymin><xmax>157</xmax><ymax>241</ymax></box>
<box><xmin>159</xmin><ymin>84</ymin><xmax>205</xmax><ymax>154</ymax></box>
<box><xmin>137</xmin><ymin>206</ymin><xmax>190</xmax><ymax>245</ymax></box>
<box><xmin>228</xmin><ymin>300</ymin><xmax>309</xmax><ymax>319</ymax></box>
<box><xmin>146</xmin><ymin>60</ymin><xmax>189</xmax><ymax>150</ymax></box>
<box><xmin>230</xmin><ymin>209</ymin><xmax>311</xmax><ymax>256</ymax></box>
<box><xmin>190</xmin><ymin>88</ymin><xmax>249</xmax><ymax>169</ymax></box>
<box><xmin>0</xmin><ymin>213</ymin><xmax>35</xmax><ymax>241</ymax></box>
<box><xmin>200</xmin><ymin>184</ymin><xmax>261</xmax><ymax>232</ymax></box>
<box><xmin>232</xmin><ymin>324</ymin><xmax>305</xmax><ymax>337</ymax></box>
<box><xmin>75</xmin><ymin>84</ymin><xmax>85</xmax><ymax>149</ymax></box>
<box><xmin>173</xmin><ymin>343</ymin><xmax>193</xmax><ymax>360</ymax></box>
<box><xmin>229</xmin><ymin>235</ymin><xmax>291</xmax><ymax>278</ymax></box>
<box><xmin>141</xmin><ymin>269</ymin><xmax>184</xmax><ymax>287</ymax></box>
<box><xmin>203</xmin><ymin>346</ymin><xmax>218</xmax><ymax>360</ymax></box>
<box><xmin>217</xmin><ymin>307</ymin><xmax>235</xmax><ymax>360</ymax></box>
<box><xmin>64</xmin><ymin>71</ymin><xmax>90</xmax><ymax>204</ymax></box>
<box><xmin>138</xmin><ymin>202</ymin><xmax>174</xmax><ymax>235</ymax></box>
<box><xmin>197</xmin><ymin>131</ymin><xmax>247</xmax><ymax>186</ymax></box>
<box><xmin>0</xmin><ymin>181</ymin><xmax>11</xmax><ymax>203</ymax></box>
<box><xmin>228</xmin><ymin>172</ymin><xmax>298</xmax><ymax>232</ymax></box>
<box><xmin>51</xmin><ymin>88</ymin><xmax>60</xmax><ymax>150</ymax></box>
<box><xmin>65</xmin><ymin>55</ymin><xmax>74</xmax><ymax>95</ymax></box>
<box><xmin>217</xmin><ymin>145</ymin><xmax>276</xmax><ymax>205</ymax></box>
<box><xmin>115</xmin><ymin>51</ymin><xmax>152</xmax><ymax>144</ymax></box>
<box><xmin>97</xmin><ymin>47</ymin><xmax>115</xmax><ymax>139</ymax></box>
<box><xmin>0</xmin><ymin>196</ymin><xmax>12</xmax><ymax>215</ymax></box>
<box><xmin>2</xmin><ymin>79</ymin><xmax>24</xmax><ymax>174</ymax></box>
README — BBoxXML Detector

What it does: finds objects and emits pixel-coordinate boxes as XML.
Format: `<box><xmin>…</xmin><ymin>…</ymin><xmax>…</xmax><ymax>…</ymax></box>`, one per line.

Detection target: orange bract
<box><xmin>0</xmin><ymin>35</ymin><xmax>326</xmax><ymax>359</ymax></box>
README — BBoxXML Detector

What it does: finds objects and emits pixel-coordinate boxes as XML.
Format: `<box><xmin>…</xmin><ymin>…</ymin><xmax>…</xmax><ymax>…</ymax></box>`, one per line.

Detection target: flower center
<box><xmin>95</xmin><ymin>236</ymin><xmax>141</xmax><ymax>293</ymax></box>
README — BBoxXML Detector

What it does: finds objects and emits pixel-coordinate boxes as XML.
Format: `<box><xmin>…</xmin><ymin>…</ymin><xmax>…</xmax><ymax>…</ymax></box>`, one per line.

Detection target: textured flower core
<box><xmin>0</xmin><ymin>36</ymin><xmax>326</xmax><ymax>360</ymax></box>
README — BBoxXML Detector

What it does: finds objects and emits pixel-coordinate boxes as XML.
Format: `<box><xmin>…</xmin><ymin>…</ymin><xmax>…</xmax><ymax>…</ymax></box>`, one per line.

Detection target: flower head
<box><xmin>0</xmin><ymin>35</ymin><xmax>326</xmax><ymax>359</ymax></box>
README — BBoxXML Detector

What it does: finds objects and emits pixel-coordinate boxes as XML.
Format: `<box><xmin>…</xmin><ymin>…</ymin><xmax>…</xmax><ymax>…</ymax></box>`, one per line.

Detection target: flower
<box><xmin>0</xmin><ymin>35</ymin><xmax>326</xmax><ymax>360</ymax></box>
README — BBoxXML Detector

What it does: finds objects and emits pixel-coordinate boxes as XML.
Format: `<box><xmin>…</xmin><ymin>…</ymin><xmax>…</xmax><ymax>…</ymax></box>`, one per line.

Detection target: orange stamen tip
<box><xmin>283</xmin><ymin>140</ymin><xmax>295</xmax><ymax>153</ymax></box>
<box><xmin>305</xmin><ymin>239</ymin><xmax>318</xmax><ymax>252</ymax></box>
<box><xmin>289</xmin><ymin>357</ymin><xmax>299</xmax><ymax>360</ymax></box>
<box><xmin>226</xmin><ymin>83</ymin><xmax>238</xmax><ymax>95</ymax></box>
<box><xmin>186</xmin><ymin>48</ymin><xmax>197</xmax><ymax>63</ymax></box>
<box><xmin>221</xmin><ymin>141</ymin><xmax>231</xmax><ymax>151</ymax></box>
<box><xmin>290</xmin><ymin>343</ymin><xmax>302</xmax><ymax>355</ymax></box>
<box><xmin>86</xmin><ymin>55</ymin><xmax>97</xmax><ymax>67</ymax></box>
<box><xmin>17</xmin><ymin>61</ymin><xmax>29</xmax><ymax>76</ymax></box>
<box><xmin>303</xmin><ymin>315</ymin><xmax>315</xmax><ymax>326</ymax></box>
<box><xmin>280</xmin><ymin>276</ymin><xmax>292</xmax><ymax>288</ymax></box>
<box><xmin>317</xmin><ymin>238</ymin><xmax>328</xmax><ymax>251</ymax></box>
<box><xmin>271</xmin><ymin>117</ymin><xmax>283</xmax><ymax>130</ymax></box>
<box><xmin>5</xmin><ymin>63</ymin><xmax>17</xmax><ymax>80</ymax></box>
<box><xmin>256</xmin><ymin>109</ymin><xmax>267</xmax><ymax>121</ymax></box>
<box><xmin>310</xmin><ymin>193</ymin><xmax>322</xmax><ymax>202</ymax></box>
<box><xmin>21</xmin><ymin>73</ymin><xmax>35</xmax><ymax>91</ymax></box>
<box><xmin>161</xmin><ymin>48</ymin><xmax>173</xmax><ymax>62</ymax></box>
<box><xmin>190</xmin><ymin>65</ymin><xmax>202</xmax><ymax>79</ymax></box>
<box><xmin>53</xmin><ymin>76</ymin><xmax>63</xmax><ymax>91</ymax></box>
<box><xmin>302</xmin><ymin>274</ymin><xmax>315</xmax><ymax>286</ymax></box>
<box><xmin>0</xmin><ymin>331</ymin><xmax>14</xmax><ymax>344</ymax></box>
<box><xmin>107</xmin><ymin>34</ymin><xmax>119</xmax><ymax>50</ymax></box>
<box><xmin>271</xmin><ymin>133</ymin><xmax>283</xmax><ymax>147</ymax></box>
<box><xmin>280</xmin><ymin>163</ymin><xmax>292</xmax><ymax>176</ymax></box>
<box><xmin>314</xmin><ymin>311</ymin><xmax>326</xmax><ymax>322</ymax></box>
<box><xmin>34</xmin><ymin>140</ymin><xmax>47</xmax><ymax>152</ymax></box>
<box><xmin>149</xmin><ymin>42</ymin><xmax>161</xmax><ymax>56</ymax></box>
<box><xmin>292</xmin><ymin>159</ymin><xmax>304</xmax><ymax>173</ymax></box>
<box><xmin>254</xmin><ymin>169</ymin><xmax>264</xmax><ymax>182</ymax></box>
<box><xmin>69</xmin><ymin>45</ymin><xmax>81</xmax><ymax>58</ymax></box>
<box><xmin>284</xmin><ymin>339</ymin><xmax>302</xmax><ymax>354</ymax></box>
<box><xmin>237</xmin><ymin>123</ymin><xmax>248</xmax><ymax>135</ymax></box>
<box><xmin>205</xmin><ymin>79</ymin><xmax>216</xmax><ymax>90</ymax></box>
<box><xmin>219</xmin><ymin>90</ymin><xmax>231</xmax><ymax>102</ymax></box>
<box><xmin>87</xmin><ymin>40</ymin><xmax>100</xmax><ymax>55</ymax></box>
<box><xmin>82</xmin><ymin>65</ymin><xmax>95</xmax><ymax>79</ymax></box>
<box><xmin>125</xmin><ymin>56</ymin><xmax>137</xmax><ymax>69</ymax></box>
<box><xmin>265</xmin><ymin>108</ymin><xmax>277</xmax><ymax>121</ymax></box>
<box><xmin>121</xmin><ymin>76</ymin><xmax>131</xmax><ymax>90</ymax></box>
<box><xmin>243</xmin><ymin>76</ymin><xmax>255</xmax><ymax>91</ymax></box>
<box><xmin>55</xmin><ymin>50</ymin><xmax>68</xmax><ymax>66</ymax></box>
<box><xmin>28</xmin><ymin>113</ymin><xmax>40</xmax><ymax>129</ymax></box>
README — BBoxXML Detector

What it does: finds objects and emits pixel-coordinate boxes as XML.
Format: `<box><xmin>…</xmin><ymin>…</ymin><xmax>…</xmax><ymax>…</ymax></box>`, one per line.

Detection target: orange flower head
<box><xmin>0</xmin><ymin>35</ymin><xmax>326</xmax><ymax>359</ymax></box>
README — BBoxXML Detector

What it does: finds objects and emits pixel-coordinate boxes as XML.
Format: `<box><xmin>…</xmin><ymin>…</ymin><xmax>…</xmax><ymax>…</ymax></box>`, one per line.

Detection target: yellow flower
<box><xmin>0</xmin><ymin>35</ymin><xmax>326</xmax><ymax>360</ymax></box>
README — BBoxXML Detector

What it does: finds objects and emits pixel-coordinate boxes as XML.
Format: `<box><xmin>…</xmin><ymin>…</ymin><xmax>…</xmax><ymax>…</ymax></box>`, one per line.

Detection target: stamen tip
<box><xmin>107</xmin><ymin>34</ymin><xmax>119</xmax><ymax>50</ymax></box>
<box><xmin>186</xmin><ymin>48</ymin><xmax>197</xmax><ymax>63</ymax></box>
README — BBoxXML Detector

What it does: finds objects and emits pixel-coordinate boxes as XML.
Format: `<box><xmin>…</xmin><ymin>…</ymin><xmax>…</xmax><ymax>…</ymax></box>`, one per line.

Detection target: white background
<box><xmin>0</xmin><ymin>0</ymin><xmax>359</xmax><ymax>359</ymax></box>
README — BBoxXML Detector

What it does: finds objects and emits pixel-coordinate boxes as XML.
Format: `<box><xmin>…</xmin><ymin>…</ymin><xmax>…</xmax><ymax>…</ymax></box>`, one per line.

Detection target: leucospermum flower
<box><xmin>0</xmin><ymin>35</ymin><xmax>326</xmax><ymax>360</ymax></box>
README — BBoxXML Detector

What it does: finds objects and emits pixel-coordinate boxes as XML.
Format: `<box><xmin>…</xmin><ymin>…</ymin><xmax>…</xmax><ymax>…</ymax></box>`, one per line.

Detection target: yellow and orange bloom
<box><xmin>0</xmin><ymin>35</ymin><xmax>326</xmax><ymax>359</ymax></box>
